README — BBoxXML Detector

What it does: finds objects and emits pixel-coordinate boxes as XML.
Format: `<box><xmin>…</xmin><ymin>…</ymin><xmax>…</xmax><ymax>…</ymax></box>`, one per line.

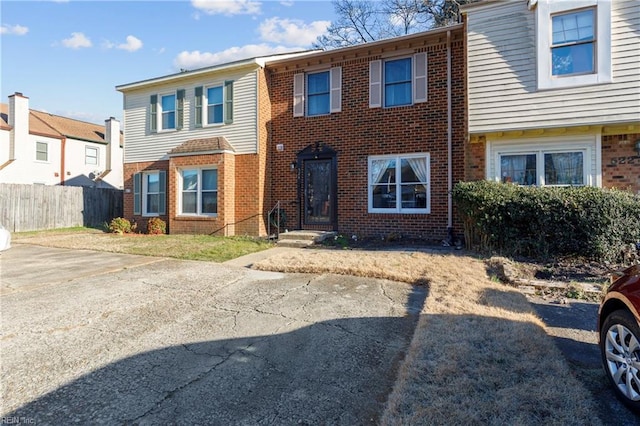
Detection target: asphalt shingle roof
<box><xmin>168</xmin><ymin>137</ymin><xmax>235</xmax><ymax>155</ymax></box>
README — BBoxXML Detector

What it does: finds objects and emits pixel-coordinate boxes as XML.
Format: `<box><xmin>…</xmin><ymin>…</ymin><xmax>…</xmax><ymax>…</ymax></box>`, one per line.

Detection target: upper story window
<box><xmin>307</xmin><ymin>71</ymin><xmax>330</xmax><ymax>116</ymax></box>
<box><xmin>195</xmin><ymin>81</ymin><xmax>234</xmax><ymax>127</ymax></box>
<box><xmin>293</xmin><ymin>67</ymin><xmax>341</xmax><ymax>117</ymax></box>
<box><xmin>368</xmin><ymin>153</ymin><xmax>430</xmax><ymax>214</ymax></box>
<box><xmin>369</xmin><ymin>53</ymin><xmax>427</xmax><ymax>108</ymax></box>
<box><xmin>536</xmin><ymin>0</ymin><xmax>611</xmax><ymax>90</ymax></box>
<box><xmin>551</xmin><ymin>9</ymin><xmax>595</xmax><ymax>76</ymax></box>
<box><xmin>35</xmin><ymin>141</ymin><xmax>48</xmax><ymax>162</ymax></box>
<box><xmin>150</xmin><ymin>90</ymin><xmax>184</xmax><ymax>133</ymax></box>
<box><xmin>85</xmin><ymin>146</ymin><xmax>98</xmax><ymax>165</ymax></box>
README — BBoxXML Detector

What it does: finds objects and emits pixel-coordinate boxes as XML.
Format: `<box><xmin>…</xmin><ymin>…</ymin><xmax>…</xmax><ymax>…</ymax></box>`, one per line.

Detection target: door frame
<box><xmin>296</xmin><ymin>142</ymin><xmax>338</xmax><ymax>230</ymax></box>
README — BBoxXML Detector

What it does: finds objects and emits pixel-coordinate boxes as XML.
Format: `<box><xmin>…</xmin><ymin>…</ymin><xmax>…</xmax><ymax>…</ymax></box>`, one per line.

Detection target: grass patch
<box><xmin>13</xmin><ymin>228</ymin><xmax>272</xmax><ymax>263</ymax></box>
<box><xmin>252</xmin><ymin>249</ymin><xmax>602</xmax><ymax>425</ymax></box>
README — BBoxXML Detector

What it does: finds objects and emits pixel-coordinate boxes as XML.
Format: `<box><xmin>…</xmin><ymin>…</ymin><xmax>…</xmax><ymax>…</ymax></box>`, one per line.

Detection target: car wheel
<box><xmin>601</xmin><ymin>309</ymin><xmax>640</xmax><ymax>411</ymax></box>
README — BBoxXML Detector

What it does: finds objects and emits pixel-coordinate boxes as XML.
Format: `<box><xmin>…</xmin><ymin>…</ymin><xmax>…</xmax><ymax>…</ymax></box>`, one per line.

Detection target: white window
<box><xmin>206</xmin><ymin>86</ymin><xmax>223</xmax><ymax>124</ymax></box>
<box><xmin>195</xmin><ymin>82</ymin><xmax>233</xmax><ymax>127</ymax></box>
<box><xmin>179</xmin><ymin>168</ymin><xmax>218</xmax><ymax>216</ymax></box>
<box><xmin>150</xmin><ymin>90</ymin><xmax>184</xmax><ymax>132</ymax></box>
<box><xmin>536</xmin><ymin>0</ymin><xmax>611</xmax><ymax>89</ymax></box>
<box><xmin>35</xmin><ymin>141</ymin><xmax>48</xmax><ymax>162</ymax></box>
<box><xmin>490</xmin><ymin>137</ymin><xmax>598</xmax><ymax>187</ymax></box>
<box><xmin>368</xmin><ymin>153</ymin><xmax>430</xmax><ymax>214</ymax></box>
<box><xmin>85</xmin><ymin>146</ymin><xmax>98</xmax><ymax>165</ymax></box>
<box><xmin>369</xmin><ymin>53</ymin><xmax>427</xmax><ymax>108</ymax></box>
<box><xmin>293</xmin><ymin>67</ymin><xmax>342</xmax><ymax>117</ymax></box>
<box><xmin>135</xmin><ymin>171</ymin><xmax>166</xmax><ymax>216</ymax></box>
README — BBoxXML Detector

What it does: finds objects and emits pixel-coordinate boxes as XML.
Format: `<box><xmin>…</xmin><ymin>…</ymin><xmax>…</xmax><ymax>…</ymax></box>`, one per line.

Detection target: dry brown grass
<box><xmin>253</xmin><ymin>249</ymin><xmax>602</xmax><ymax>425</ymax></box>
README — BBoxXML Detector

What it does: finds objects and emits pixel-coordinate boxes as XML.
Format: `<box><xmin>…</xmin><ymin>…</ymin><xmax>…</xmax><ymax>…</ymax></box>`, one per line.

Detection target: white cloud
<box><xmin>280</xmin><ymin>1</ymin><xmax>294</xmax><ymax>6</ymax></box>
<box><xmin>0</xmin><ymin>24</ymin><xmax>29</xmax><ymax>35</ymax></box>
<box><xmin>191</xmin><ymin>0</ymin><xmax>261</xmax><ymax>16</ymax></box>
<box><xmin>258</xmin><ymin>17</ymin><xmax>330</xmax><ymax>46</ymax></box>
<box><xmin>174</xmin><ymin>44</ymin><xmax>306</xmax><ymax>70</ymax></box>
<box><xmin>62</xmin><ymin>32</ymin><xmax>92</xmax><ymax>49</ymax></box>
<box><xmin>118</xmin><ymin>35</ymin><xmax>143</xmax><ymax>52</ymax></box>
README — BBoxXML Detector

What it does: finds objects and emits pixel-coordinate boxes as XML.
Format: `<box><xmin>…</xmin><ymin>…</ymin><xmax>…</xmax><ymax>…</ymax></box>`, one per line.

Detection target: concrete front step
<box><xmin>276</xmin><ymin>230</ymin><xmax>337</xmax><ymax>247</ymax></box>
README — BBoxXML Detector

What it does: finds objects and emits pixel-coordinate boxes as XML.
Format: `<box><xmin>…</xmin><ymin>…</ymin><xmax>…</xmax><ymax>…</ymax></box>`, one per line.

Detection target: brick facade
<box><xmin>602</xmin><ymin>133</ymin><xmax>640</xmax><ymax>194</ymax></box>
<box><xmin>267</xmin><ymin>29</ymin><xmax>466</xmax><ymax>241</ymax></box>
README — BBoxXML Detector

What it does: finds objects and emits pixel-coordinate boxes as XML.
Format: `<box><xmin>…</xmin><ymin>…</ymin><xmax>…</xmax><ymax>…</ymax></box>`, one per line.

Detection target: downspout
<box><xmin>60</xmin><ymin>137</ymin><xmax>66</xmax><ymax>185</ymax></box>
<box><xmin>446</xmin><ymin>30</ymin><xmax>453</xmax><ymax>239</ymax></box>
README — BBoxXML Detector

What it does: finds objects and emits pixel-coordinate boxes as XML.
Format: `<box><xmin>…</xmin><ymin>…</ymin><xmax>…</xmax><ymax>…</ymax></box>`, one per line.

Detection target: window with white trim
<box><xmin>179</xmin><ymin>168</ymin><xmax>218</xmax><ymax>215</ymax></box>
<box><xmin>133</xmin><ymin>171</ymin><xmax>166</xmax><ymax>216</ymax></box>
<box><xmin>369</xmin><ymin>53</ymin><xmax>427</xmax><ymax>108</ymax></box>
<box><xmin>496</xmin><ymin>148</ymin><xmax>589</xmax><ymax>186</ymax></box>
<box><xmin>195</xmin><ymin>82</ymin><xmax>233</xmax><ymax>127</ymax></box>
<box><xmin>293</xmin><ymin>67</ymin><xmax>342</xmax><ymax>117</ymax></box>
<box><xmin>35</xmin><ymin>141</ymin><xmax>48</xmax><ymax>162</ymax></box>
<box><xmin>536</xmin><ymin>0</ymin><xmax>611</xmax><ymax>89</ymax></box>
<box><xmin>85</xmin><ymin>146</ymin><xmax>98</xmax><ymax>165</ymax></box>
<box><xmin>149</xmin><ymin>90</ymin><xmax>184</xmax><ymax>133</ymax></box>
<box><xmin>368</xmin><ymin>154</ymin><xmax>430</xmax><ymax>213</ymax></box>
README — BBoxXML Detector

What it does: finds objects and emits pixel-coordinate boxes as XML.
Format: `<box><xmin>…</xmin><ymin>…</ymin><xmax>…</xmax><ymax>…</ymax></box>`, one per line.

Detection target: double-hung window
<box><xmin>293</xmin><ymin>67</ymin><xmax>342</xmax><ymax>117</ymax></box>
<box><xmin>180</xmin><ymin>168</ymin><xmax>218</xmax><ymax>215</ymax></box>
<box><xmin>551</xmin><ymin>9</ymin><xmax>595</xmax><ymax>76</ymax></box>
<box><xmin>369</xmin><ymin>53</ymin><xmax>427</xmax><ymax>108</ymax></box>
<box><xmin>369</xmin><ymin>154</ymin><xmax>430</xmax><ymax>214</ymax></box>
<box><xmin>35</xmin><ymin>142</ymin><xmax>48</xmax><ymax>162</ymax></box>
<box><xmin>85</xmin><ymin>146</ymin><xmax>98</xmax><ymax>165</ymax></box>
<box><xmin>149</xmin><ymin>90</ymin><xmax>184</xmax><ymax>132</ymax></box>
<box><xmin>195</xmin><ymin>82</ymin><xmax>233</xmax><ymax>127</ymax></box>
<box><xmin>133</xmin><ymin>171</ymin><xmax>166</xmax><ymax>216</ymax></box>
<box><xmin>536</xmin><ymin>1</ymin><xmax>611</xmax><ymax>89</ymax></box>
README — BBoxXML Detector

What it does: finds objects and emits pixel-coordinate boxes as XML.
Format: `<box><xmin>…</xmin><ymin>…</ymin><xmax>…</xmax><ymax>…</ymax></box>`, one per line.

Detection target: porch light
<box><xmin>635</xmin><ymin>139</ymin><xmax>640</xmax><ymax>155</ymax></box>
<box><xmin>290</xmin><ymin>161</ymin><xmax>297</xmax><ymax>171</ymax></box>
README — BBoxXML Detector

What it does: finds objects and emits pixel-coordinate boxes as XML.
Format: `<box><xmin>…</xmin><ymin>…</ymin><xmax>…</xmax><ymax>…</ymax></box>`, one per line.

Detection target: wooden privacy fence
<box><xmin>0</xmin><ymin>184</ymin><xmax>123</xmax><ymax>232</ymax></box>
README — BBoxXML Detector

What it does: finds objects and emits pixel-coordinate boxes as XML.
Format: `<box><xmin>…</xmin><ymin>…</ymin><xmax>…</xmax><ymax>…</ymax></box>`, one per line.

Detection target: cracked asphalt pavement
<box><xmin>0</xmin><ymin>245</ymin><xmax>426</xmax><ymax>425</ymax></box>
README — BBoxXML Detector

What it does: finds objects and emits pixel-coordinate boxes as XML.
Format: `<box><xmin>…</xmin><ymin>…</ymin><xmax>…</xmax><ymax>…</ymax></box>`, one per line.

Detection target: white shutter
<box><xmin>293</xmin><ymin>73</ymin><xmax>305</xmax><ymax>117</ymax></box>
<box><xmin>369</xmin><ymin>60</ymin><xmax>382</xmax><ymax>108</ymax></box>
<box><xmin>330</xmin><ymin>67</ymin><xmax>342</xmax><ymax>113</ymax></box>
<box><xmin>413</xmin><ymin>53</ymin><xmax>428</xmax><ymax>103</ymax></box>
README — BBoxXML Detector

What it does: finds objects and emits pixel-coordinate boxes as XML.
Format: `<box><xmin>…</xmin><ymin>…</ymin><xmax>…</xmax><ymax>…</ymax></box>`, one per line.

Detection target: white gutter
<box><xmin>447</xmin><ymin>30</ymin><xmax>453</xmax><ymax>232</ymax></box>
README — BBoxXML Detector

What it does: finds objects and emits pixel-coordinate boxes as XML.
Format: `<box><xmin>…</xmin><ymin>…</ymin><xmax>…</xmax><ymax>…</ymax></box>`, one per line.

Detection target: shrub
<box><xmin>453</xmin><ymin>181</ymin><xmax>640</xmax><ymax>263</ymax></box>
<box><xmin>108</xmin><ymin>217</ymin><xmax>135</xmax><ymax>234</ymax></box>
<box><xmin>146</xmin><ymin>217</ymin><xmax>166</xmax><ymax>235</ymax></box>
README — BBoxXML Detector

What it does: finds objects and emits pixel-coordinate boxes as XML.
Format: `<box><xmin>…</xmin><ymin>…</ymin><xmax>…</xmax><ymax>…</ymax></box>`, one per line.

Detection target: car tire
<box><xmin>600</xmin><ymin>309</ymin><xmax>640</xmax><ymax>412</ymax></box>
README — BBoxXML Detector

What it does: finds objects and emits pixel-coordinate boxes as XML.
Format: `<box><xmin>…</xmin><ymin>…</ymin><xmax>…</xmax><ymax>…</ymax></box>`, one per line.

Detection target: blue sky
<box><xmin>1</xmin><ymin>0</ymin><xmax>337</xmax><ymax>124</ymax></box>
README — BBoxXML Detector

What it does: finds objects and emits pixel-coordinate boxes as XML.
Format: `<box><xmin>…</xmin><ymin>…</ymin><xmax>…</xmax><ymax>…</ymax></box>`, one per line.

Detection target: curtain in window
<box><xmin>371</xmin><ymin>159</ymin><xmax>393</xmax><ymax>186</ymax></box>
<box><xmin>406</xmin><ymin>158</ymin><xmax>427</xmax><ymax>184</ymax></box>
<box><xmin>545</xmin><ymin>152</ymin><xmax>583</xmax><ymax>185</ymax></box>
<box><xmin>501</xmin><ymin>155</ymin><xmax>527</xmax><ymax>183</ymax></box>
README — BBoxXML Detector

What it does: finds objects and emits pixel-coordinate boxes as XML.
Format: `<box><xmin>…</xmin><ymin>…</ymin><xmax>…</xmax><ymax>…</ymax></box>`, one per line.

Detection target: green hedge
<box><xmin>452</xmin><ymin>181</ymin><xmax>640</xmax><ymax>262</ymax></box>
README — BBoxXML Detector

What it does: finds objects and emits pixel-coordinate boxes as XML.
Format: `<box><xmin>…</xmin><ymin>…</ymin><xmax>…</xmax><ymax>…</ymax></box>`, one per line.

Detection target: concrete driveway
<box><xmin>0</xmin><ymin>245</ymin><xmax>426</xmax><ymax>425</ymax></box>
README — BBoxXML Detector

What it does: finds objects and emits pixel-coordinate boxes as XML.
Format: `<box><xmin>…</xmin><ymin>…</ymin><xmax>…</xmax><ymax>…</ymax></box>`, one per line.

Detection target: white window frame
<box><xmin>487</xmin><ymin>136</ymin><xmax>600</xmax><ymax>187</ymax></box>
<box><xmin>85</xmin><ymin>146</ymin><xmax>98</xmax><ymax>165</ymax></box>
<box><xmin>203</xmin><ymin>84</ymin><xmax>224</xmax><ymax>126</ymax></box>
<box><xmin>142</xmin><ymin>171</ymin><xmax>161</xmax><ymax>216</ymax></box>
<box><xmin>35</xmin><ymin>141</ymin><xmax>48</xmax><ymax>162</ymax></box>
<box><xmin>383</xmin><ymin>56</ymin><xmax>413</xmax><ymax>108</ymax></box>
<box><xmin>158</xmin><ymin>92</ymin><xmax>177</xmax><ymax>132</ymax></box>
<box><xmin>306</xmin><ymin>70</ymin><xmax>331</xmax><ymax>116</ymax></box>
<box><xmin>368</xmin><ymin>153</ymin><xmax>431</xmax><ymax>214</ymax></box>
<box><xmin>535</xmin><ymin>0</ymin><xmax>611</xmax><ymax>90</ymax></box>
<box><xmin>177</xmin><ymin>167</ymin><xmax>218</xmax><ymax>217</ymax></box>
<box><xmin>293</xmin><ymin>67</ymin><xmax>341</xmax><ymax>117</ymax></box>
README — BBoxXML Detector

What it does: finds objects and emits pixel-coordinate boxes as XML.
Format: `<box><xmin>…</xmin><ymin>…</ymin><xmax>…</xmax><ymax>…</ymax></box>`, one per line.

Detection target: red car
<box><xmin>599</xmin><ymin>264</ymin><xmax>640</xmax><ymax>411</ymax></box>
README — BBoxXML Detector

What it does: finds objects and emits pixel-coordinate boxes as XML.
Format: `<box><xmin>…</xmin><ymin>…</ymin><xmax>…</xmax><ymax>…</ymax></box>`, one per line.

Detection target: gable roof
<box><xmin>0</xmin><ymin>102</ymin><xmax>116</xmax><ymax>144</ymax></box>
<box><xmin>168</xmin><ymin>137</ymin><xmax>235</xmax><ymax>156</ymax></box>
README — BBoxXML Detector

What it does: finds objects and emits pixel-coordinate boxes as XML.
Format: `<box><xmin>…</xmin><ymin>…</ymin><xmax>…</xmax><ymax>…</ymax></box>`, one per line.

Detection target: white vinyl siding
<box><xmin>466</xmin><ymin>0</ymin><xmax>640</xmax><ymax>134</ymax></box>
<box><xmin>122</xmin><ymin>69</ymin><xmax>258</xmax><ymax>163</ymax></box>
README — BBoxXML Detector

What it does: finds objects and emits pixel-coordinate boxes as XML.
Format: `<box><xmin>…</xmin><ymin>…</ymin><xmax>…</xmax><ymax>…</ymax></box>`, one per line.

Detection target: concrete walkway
<box><xmin>0</xmin><ymin>244</ymin><xmax>426</xmax><ymax>425</ymax></box>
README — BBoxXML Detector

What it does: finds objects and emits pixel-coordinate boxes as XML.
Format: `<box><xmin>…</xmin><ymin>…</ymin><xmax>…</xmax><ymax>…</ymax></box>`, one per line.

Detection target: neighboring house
<box><xmin>116</xmin><ymin>52</ymin><xmax>317</xmax><ymax>236</ymax></box>
<box><xmin>266</xmin><ymin>26</ymin><xmax>466</xmax><ymax>241</ymax></box>
<box><xmin>0</xmin><ymin>92</ymin><xmax>123</xmax><ymax>189</ymax></box>
<box><xmin>462</xmin><ymin>0</ymin><xmax>640</xmax><ymax>193</ymax></box>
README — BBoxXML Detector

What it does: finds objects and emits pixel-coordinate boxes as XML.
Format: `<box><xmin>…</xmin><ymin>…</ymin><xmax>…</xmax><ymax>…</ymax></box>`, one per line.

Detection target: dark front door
<box><xmin>303</xmin><ymin>159</ymin><xmax>333</xmax><ymax>226</ymax></box>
